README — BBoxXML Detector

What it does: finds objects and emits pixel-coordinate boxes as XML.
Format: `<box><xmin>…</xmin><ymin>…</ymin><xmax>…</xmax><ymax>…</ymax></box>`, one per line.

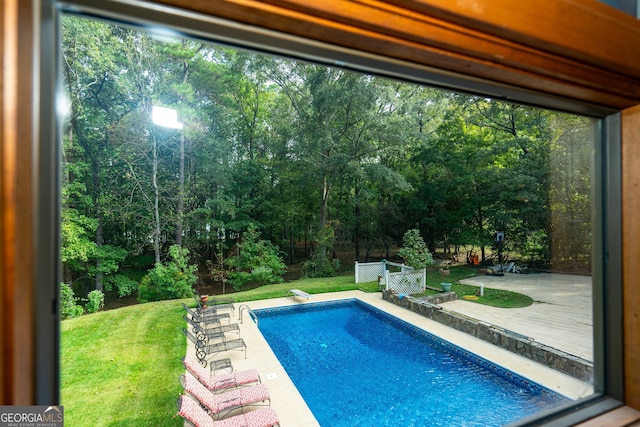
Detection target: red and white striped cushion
<box><xmin>233</xmin><ymin>369</ymin><xmax>261</xmax><ymax>386</ymax></box>
<box><xmin>183</xmin><ymin>374</ymin><xmax>269</xmax><ymax>414</ymax></box>
<box><xmin>211</xmin><ymin>369</ymin><xmax>260</xmax><ymax>390</ymax></box>
<box><xmin>212</xmin><ymin>384</ymin><xmax>270</xmax><ymax>413</ymax></box>
<box><xmin>178</xmin><ymin>394</ymin><xmax>214</xmax><ymax>427</ymax></box>
<box><xmin>214</xmin><ymin>407</ymin><xmax>280</xmax><ymax>427</ymax></box>
<box><xmin>236</xmin><ymin>384</ymin><xmax>270</xmax><ymax>407</ymax></box>
<box><xmin>183</xmin><ymin>373</ymin><xmax>231</xmax><ymax>413</ymax></box>
<box><xmin>184</xmin><ymin>355</ymin><xmax>260</xmax><ymax>391</ymax></box>
<box><xmin>183</xmin><ymin>355</ymin><xmax>212</xmax><ymax>384</ymax></box>
<box><xmin>179</xmin><ymin>394</ymin><xmax>280</xmax><ymax>427</ymax></box>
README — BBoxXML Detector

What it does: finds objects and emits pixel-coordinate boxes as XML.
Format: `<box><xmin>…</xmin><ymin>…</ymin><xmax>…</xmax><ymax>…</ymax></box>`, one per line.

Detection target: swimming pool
<box><xmin>255</xmin><ymin>299</ymin><xmax>570</xmax><ymax>427</ymax></box>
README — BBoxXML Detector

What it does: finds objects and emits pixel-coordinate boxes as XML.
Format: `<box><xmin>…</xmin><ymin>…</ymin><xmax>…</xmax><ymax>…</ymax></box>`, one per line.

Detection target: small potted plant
<box><xmin>439</xmin><ymin>267</ymin><xmax>452</xmax><ymax>292</ymax></box>
<box><xmin>199</xmin><ymin>294</ymin><xmax>209</xmax><ymax>308</ymax></box>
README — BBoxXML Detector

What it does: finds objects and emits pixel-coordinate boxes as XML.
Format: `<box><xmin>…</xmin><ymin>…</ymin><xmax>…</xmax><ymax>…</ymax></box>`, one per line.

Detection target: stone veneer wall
<box><xmin>382</xmin><ymin>290</ymin><xmax>593</xmax><ymax>382</ymax></box>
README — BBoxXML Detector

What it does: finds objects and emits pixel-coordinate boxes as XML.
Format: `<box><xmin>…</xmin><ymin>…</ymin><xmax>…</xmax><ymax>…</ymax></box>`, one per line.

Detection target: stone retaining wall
<box><xmin>382</xmin><ymin>290</ymin><xmax>593</xmax><ymax>382</ymax></box>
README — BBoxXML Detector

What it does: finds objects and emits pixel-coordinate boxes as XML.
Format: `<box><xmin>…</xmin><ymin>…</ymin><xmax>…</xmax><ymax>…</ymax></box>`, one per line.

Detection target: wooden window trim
<box><xmin>1</xmin><ymin>0</ymin><xmax>35</xmax><ymax>405</ymax></box>
<box><xmin>621</xmin><ymin>104</ymin><xmax>640</xmax><ymax>411</ymax></box>
<box><xmin>149</xmin><ymin>0</ymin><xmax>640</xmax><ymax>111</ymax></box>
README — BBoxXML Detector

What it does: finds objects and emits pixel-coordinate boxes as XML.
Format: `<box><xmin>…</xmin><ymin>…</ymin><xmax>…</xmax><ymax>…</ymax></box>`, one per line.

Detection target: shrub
<box><xmin>60</xmin><ymin>283</ymin><xmax>84</xmax><ymax>319</ymax></box>
<box><xmin>397</xmin><ymin>229</ymin><xmax>434</xmax><ymax>269</ymax></box>
<box><xmin>104</xmin><ymin>274</ymin><xmax>138</xmax><ymax>297</ymax></box>
<box><xmin>301</xmin><ymin>253</ymin><xmax>336</xmax><ymax>278</ymax></box>
<box><xmin>137</xmin><ymin>275</ymin><xmax>160</xmax><ymax>303</ymax></box>
<box><xmin>301</xmin><ymin>222</ymin><xmax>338</xmax><ymax>278</ymax></box>
<box><xmin>85</xmin><ymin>290</ymin><xmax>104</xmax><ymax>314</ymax></box>
<box><xmin>228</xmin><ymin>224</ymin><xmax>286</xmax><ymax>290</ymax></box>
<box><xmin>138</xmin><ymin>245</ymin><xmax>198</xmax><ymax>303</ymax></box>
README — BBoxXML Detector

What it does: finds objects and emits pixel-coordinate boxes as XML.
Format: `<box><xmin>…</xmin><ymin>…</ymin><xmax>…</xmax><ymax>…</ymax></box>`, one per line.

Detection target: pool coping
<box><xmin>185</xmin><ymin>290</ymin><xmax>594</xmax><ymax>427</ymax></box>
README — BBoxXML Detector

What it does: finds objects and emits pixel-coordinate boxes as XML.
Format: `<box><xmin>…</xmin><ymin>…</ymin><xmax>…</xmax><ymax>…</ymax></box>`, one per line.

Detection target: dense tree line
<box><xmin>61</xmin><ymin>16</ymin><xmax>593</xmax><ymax>296</ymax></box>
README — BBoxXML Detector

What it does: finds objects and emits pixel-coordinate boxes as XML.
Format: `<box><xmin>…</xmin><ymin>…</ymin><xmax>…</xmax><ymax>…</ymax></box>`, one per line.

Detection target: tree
<box><xmin>301</xmin><ymin>221</ymin><xmax>340</xmax><ymax>278</ymax></box>
<box><xmin>138</xmin><ymin>245</ymin><xmax>198</xmax><ymax>302</ymax></box>
<box><xmin>397</xmin><ymin>229</ymin><xmax>434</xmax><ymax>269</ymax></box>
<box><xmin>61</xmin><ymin>16</ymin><xmax>593</xmax><ymax>293</ymax></box>
<box><xmin>62</xmin><ymin>16</ymin><xmax>134</xmax><ymax>290</ymax></box>
<box><xmin>228</xmin><ymin>224</ymin><xmax>286</xmax><ymax>290</ymax></box>
<box><xmin>547</xmin><ymin>114</ymin><xmax>592</xmax><ymax>271</ymax></box>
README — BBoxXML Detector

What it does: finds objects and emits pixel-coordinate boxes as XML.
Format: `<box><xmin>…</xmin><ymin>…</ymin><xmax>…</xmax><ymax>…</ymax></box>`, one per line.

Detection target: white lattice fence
<box><xmin>386</xmin><ymin>269</ymin><xmax>426</xmax><ymax>294</ymax></box>
<box><xmin>385</xmin><ymin>261</ymin><xmax>412</xmax><ymax>272</ymax></box>
<box><xmin>354</xmin><ymin>261</ymin><xmax>386</xmax><ymax>284</ymax></box>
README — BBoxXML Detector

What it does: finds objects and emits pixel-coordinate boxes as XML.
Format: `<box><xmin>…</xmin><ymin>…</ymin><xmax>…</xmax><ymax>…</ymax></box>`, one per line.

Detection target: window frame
<box><xmin>41</xmin><ymin>0</ymin><xmax>627</xmax><ymax>424</ymax></box>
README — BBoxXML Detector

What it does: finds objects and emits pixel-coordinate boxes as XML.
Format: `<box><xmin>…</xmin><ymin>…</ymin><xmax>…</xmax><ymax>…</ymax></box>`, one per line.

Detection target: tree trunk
<box><xmin>175</xmin><ymin>60</ymin><xmax>189</xmax><ymax>247</ymax></box>
<box><xmin>152</xmin><ymin>134</ymin><xmax>161</xmax><ymax>264</ymax></box>
<box><xmin>477</xmin><ymin>205</ymin><xmax>485</xmax><ymax>263</ymax></box>
<box><xmin>92</xmin><ymin>159</ymin><xmax>104</xmax><ymax>291</ymax></box>
<box><xmin>316</xmin><ymin>174</ymin><xmax>331</xmax><ymax>262</ymax></box>
<box><xmin>354</xmin><ymin>184</ymin><xmax>361</xmax><ymax>262</ymax></box>
<box><xmin>175</xmin><ymin>132</ymin><xmax>185</xmax><ymax>247</ymax></box>
<box><xmin>289</xmin><ymin>224</ymin><xmax>294</xmax><ymax>264</ymax></box>
<box><xmin>319</xmin><ymin>173</ymin><xmax>330</xmax><ymax>230</ymax></box>
<box><xmin>95</xmin><ymin>217</ymin><xmax>104</xmax><ymax>292</ymax></box>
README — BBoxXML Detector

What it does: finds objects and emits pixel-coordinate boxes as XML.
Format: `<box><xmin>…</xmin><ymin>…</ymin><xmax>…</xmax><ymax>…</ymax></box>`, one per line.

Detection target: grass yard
<box><xmin>61</xmin><ymin>274</ymin><xmax>374</xmax><ymax>426</ymax></box>
<box><xmin>61</xmin><ymin>300</ymin><xmax>186</xmax><ymax>426</ymax></box>
<box><xmin>451</xmin><ymin>282</ymin><xmax>534</xmax><ymax>307</ymax></box>
<box><xmin>418</xmin><ymin>265</ymin><xmax>534</xmax><ymax>308</ymax></box>
<box><xmin>228</xmin><ymin>273</ymin><xmax>379</xmax><ymax>301</ymax></box>
<box><xmin>61</xmin><ymin>268</ymin><xmax>531</xmax><ymax>425</ymax></box>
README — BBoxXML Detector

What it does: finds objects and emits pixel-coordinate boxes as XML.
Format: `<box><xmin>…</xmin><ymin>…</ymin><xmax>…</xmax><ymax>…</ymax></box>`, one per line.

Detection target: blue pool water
<box><xmin>255</xmin><ymin>299</ymin><xmax>570</xmax><ymax>427</ymax></box>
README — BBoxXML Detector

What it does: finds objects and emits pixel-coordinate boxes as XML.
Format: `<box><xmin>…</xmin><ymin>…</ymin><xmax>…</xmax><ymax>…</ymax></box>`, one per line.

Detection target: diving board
<box><xmin>289</xmin><ymin>289</ymin><xmax>311</xmax><ymax>302</ymax></box>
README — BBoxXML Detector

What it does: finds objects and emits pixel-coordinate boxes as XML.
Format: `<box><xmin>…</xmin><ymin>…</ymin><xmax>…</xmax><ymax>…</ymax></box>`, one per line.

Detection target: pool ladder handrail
<box><xmin>238</xmin><ymin>304</ymin><xmax>258</xmax><ymax>326</ymax></box>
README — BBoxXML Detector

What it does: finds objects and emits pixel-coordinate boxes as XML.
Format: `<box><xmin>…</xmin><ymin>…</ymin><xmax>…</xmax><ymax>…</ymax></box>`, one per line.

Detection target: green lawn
<box><xmin>228</xmin><ymin>273</ymin><xmax>379</xmax><ymax>301</ymax></box>
<box><xmin>61</xmin><ymin>300</ymin><xmax>185</xmax><ymax>426</ymax></box>
<box><xmin>61</xmin><ymin>274</ymin><xmax>374</xmax><ymax>426</ymax></box>
<box><xmin>61</xmin><ymin>269</ymin><xmax>530</xmax><ymax>425</ymax></box>
<box><xmin>418</xmin><ymin>265</ymin><xmax>534</xmax><ymax>308</ymax></box>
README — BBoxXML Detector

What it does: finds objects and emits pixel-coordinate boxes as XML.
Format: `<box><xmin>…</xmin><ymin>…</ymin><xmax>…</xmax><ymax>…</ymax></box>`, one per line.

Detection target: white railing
<box><xmin>354</xmin><ymin>261</ymin><xmax>386</xmax><ymax>284</ymax></box>
<box><xmin>385</xmin><ymin>268</ymin><xmax>426</xmax><ymax>294</ymax></box>
<box><xmin>384</xmin><ymin>260</ymin><xmax>413</xmax><ymax>272</ymax></box>
<box><xmin>355</xmin><ymin>260</ymin><xmax>426</xmax><ymax>294</ymax></box>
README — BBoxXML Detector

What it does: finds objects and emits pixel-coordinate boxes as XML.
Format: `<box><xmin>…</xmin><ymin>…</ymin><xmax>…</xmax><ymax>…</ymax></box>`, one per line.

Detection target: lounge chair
<box><xmin>177</xmin><ymin>394</ymin><xmax>279</xmax><ymax>427</ymax></box>
<box><xmin>183</xmin><ymin>329</ymin><xmax>247</xmax><ymax>366</ymax></box>
<box><xmin>184</xmin><ymin>315</ymin><xmax>240</xmax><ymax>342</ymax></box>
<box><xmin>183</xmin><ymin>328</ymin><xmax>209</xmax><ymax>363</ymax></box>
<box><xmin>194</xmin><ymin>289</ymin><xmax>235</xmax><ymax>307</ymax></box>
<box><xmin>182</xmin><ymin>355</ymin><xmax>260</xmax><ymax>392</ymax></box>
<box><xmin>182</xmin><ymin>302</ymin><xmax>231</xmax><ymax>324</ymax></box>
<box><xmin>180</xmin><ymin>373</ymin><xmax>271</xmax><ymax>418</ymax></box>
<box><xmin>183</xmin><ymin>324</ymin><xmax>234</xmax><ymax>349</ymax></box>
<box><xmin>193</xmin><ymin>292</ymin><xmax>235</xmax><ymax>315</ymax></box>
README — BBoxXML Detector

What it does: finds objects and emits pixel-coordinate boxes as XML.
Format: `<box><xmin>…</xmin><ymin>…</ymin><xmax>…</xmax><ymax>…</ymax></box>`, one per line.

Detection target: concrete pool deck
<box><xmin>185</xmin><ymin>281</ymin><xmax>594</xmax><ymax>426</ymax></box>
<box><xmin>453</xmin><ymin>271</ymin><xmax>593</xmax><ymax>361</ymax></box>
